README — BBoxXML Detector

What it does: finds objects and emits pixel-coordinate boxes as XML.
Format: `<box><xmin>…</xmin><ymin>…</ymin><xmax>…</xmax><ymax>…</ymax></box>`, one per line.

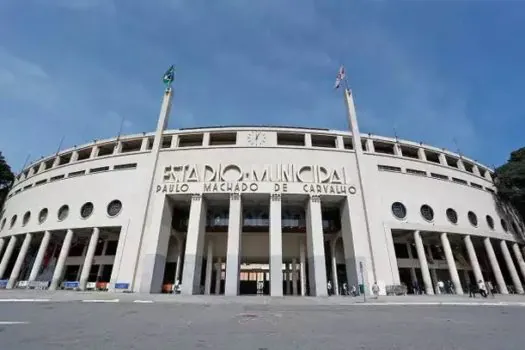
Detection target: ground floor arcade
<box><xmin>392</xmin><ymin>230</ymin><xmax>525</xmax><ymax>295</ymax></box>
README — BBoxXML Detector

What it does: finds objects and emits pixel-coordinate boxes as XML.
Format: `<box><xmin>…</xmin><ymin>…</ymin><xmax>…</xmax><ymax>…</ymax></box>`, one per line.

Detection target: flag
<box><xmin>334</xmin><ymin>65</ymin><xmax>345</xmax><ymax>89</ymax></box>
<box><xmin>163</xmin><ymin>65</ymin><xmax>175</xmax><ymax>87</ymax></box>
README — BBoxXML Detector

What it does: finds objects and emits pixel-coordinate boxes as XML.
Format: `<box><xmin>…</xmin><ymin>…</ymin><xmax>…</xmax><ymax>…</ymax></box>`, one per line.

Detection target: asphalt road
<box><xmin>0</xmin><ymin>302</ymin><xmax>522</xmax><ymax>350</ymax></box>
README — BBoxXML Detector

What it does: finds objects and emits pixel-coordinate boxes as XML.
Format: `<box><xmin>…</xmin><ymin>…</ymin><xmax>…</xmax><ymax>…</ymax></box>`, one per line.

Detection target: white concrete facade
<box><xmin>0</xmin><ymin>88</ymin><xmax>524</xmax><ymax>296</ymax></box>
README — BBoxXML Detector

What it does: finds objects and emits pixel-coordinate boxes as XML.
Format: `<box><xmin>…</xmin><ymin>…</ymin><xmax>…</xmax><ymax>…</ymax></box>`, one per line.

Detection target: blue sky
<box><xmin>0</xmin><ymin>0</ymin><xmax>524</xmax><ymax>172</ymax></box>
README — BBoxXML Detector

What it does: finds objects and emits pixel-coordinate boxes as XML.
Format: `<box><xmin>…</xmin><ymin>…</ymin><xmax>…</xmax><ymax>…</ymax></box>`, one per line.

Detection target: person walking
<box><xmin>468</xmin><ymin>281</ymin><xmax>477</xmax><ymax>298</ymax></box>
<box><xmin>327</xmin><ymin>281</ymin><xmax>333</xmax><ymax>296</ymax></box>
<box><xmin>372</xmin><ymin>282</ymin><xmax>380</xmax><ymax>299</ymax></box>
<box><xmin>478</xmin><ymin>280</ymin><xmax>487</xmax><ymax>298</ymax></box>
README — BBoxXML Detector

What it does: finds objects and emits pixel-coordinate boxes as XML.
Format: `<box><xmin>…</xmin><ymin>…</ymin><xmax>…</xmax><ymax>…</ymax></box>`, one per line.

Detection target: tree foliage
<box><xmin>0</xmin><ymin>152</ymin><xmax>15</xmax><ymax>210</ymax></box>
<box><xmin>495</xmin><ymin>147</ymin><xmax>525</xmax><ymax>220</ymax></box>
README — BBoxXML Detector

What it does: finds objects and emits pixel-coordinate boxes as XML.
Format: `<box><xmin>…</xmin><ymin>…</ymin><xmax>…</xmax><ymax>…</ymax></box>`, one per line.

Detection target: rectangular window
<box><xmin>311</xmin><ymin>134</ymin><xmax>336</xmax><ymax>148</ymax></box>
<box><xmin>68</xmin><ymin>170</ymin><xmax>85</xmax><ymax>177</ymax></box>
<box><xmin>486</xmin><ymin>187</ymin><xmax>495</xmax><ymax>194</ymax></box>
<box><xmin>394</xmin><ymin>243</ymin><xmax>410</xmax><ymax>259</ymax></box>
<box><xmin>452</xmin><ymin>177</ymin><xmax>468</xmax><ymax>185</ymax></box>
<box><xmin>35</xmin><ymin>179</ymin><xmax>48</xmax><ymax>186</ymax></box>
<box><xmin>425</xmin><ymin>151</ymin><xmax>440</xmax><ymax>164</ymax></box>
<box><xmin>104</xmin><ymin>241</ymin><xmax>118</xmax><ymax>256</ymax></box>
<box><xmin>50</xmin><ymin>175</ymin><xmax>65</xmax><ymax>182</ymax></box>
<box><xmin>58</xmin><ymin>153</ymin><xmax>72</xmax><ymax>166</ymax></box>
<box><xmin>446</xmin><ymin>156</ymin><xmax>459</xmax><ymax>168</ymax></box>
<box><xmin>23</xmin><ymin>184</ymin><xmax>33</xmax><ymax>190</ymax></box>
<box><xmin>120</xmin><ymin>140</ymin><xmax>142</xmax><ymax>153</ymax></box>
<box><xmin>342</xmin><ymin>137</ymin><xmax>353</xmax><ymax>150</ymax></box>
<box><xmin>373</xmin><ymin>141</ymin><xmax>395</xmax><ymax>155</ymax></box>
<box><xmin>431</xmin><ymin>173</ymin><xmax>448</xmax><ymax>180</ymax></box>
<box><xmin>378</xmin><ymin>165</ymin><xmax>402</xmax><ymax>172</ymax></box>
<box><xmin>114</xmin><ymin>163</ymin><xmax>137</xmax><ymax>170</ymax></box>
<box><xmin>68</xmin><ymin>243</ymin><xmax>85</xmax><ymax>257</ymax></box>
<box><xmin>277</xmin><ymin>133</ymin><xmax>305</xmax><ymax>146</ymax></box>
<box><xmin>44</xmin><ymin>158</ymin><xmax>55</xmax><ymax>170</ymax></box>
<box><xmin>400</xmin><ymin>146</ymin><xmax>419</xmax><ymax>159</ymax></box>
<box><xmin>209</xmin><ymin>132</ymin><xmax>237</xmax><ymax>146</ymax></box>
<box><xmin>94</xmin><ymin>241</ymin><xmax>105</xmax><ymax>256</ymax></box>
<box><xmin>463</xmin><ymin>161</ymin><xmax>474</xmax><ymax>173</ymax></box>
<box><xmin>97</xmin><ymin>144</ymin><xmax>115</xmax><ymax>157</ymax></box>
<box><xmin>161</xmin><ymin>136</ymin><xmax>172</xmax><ymax>149</ymax></box>
<box><xmin>471</xmin><ymin>182</ymin><xmax>483</xmax><ymax>189</ymax></box>
<box><xmin>77</xmin><ymin>149</ymin><xmax>91</xmax><ymax>161</ymax></box>
<box><xmin>361</xmin><ymin>139</ymin><xmax>368</xmax><ymax>151</ymax></box>
<box><xmin>406</xmin><ymin>168</ymin><xmax>427</xmax><ymax>176</ymax></box>
<box><xmin>90</xmin><ymin>166</ymin><xmax>109</xmax><ymax>173</ymax></box>
<box><xmin>178</xmin><ymin>134</ymin><xmax>203</xmax><ymax>147</ymax></box>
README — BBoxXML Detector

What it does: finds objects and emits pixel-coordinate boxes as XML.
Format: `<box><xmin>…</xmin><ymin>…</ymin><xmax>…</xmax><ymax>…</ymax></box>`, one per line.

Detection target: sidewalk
<box><xmin>1</xmin><ymin>289</ymin><xmax>525</xmax><ymax>306</ymax></box>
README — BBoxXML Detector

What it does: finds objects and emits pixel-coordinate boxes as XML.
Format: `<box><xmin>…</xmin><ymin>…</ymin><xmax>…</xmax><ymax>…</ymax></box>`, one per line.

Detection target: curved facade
<box><xmin>1</xmin><ymin>89</ymin><xmax>525</xmax><ymax>296</ymax></box>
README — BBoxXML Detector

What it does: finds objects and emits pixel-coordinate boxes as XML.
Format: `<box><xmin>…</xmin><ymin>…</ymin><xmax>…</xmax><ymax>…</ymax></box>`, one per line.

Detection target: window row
<box><xmin>17</xmin><ymin>130</ymin><xmax>492</xmax><ymax>185</ymax></box>
<box><xmin>377</xmin><ymin>164</ymin><xmax>493</xmax><ymax>193</ymax></box>
<box><xmin>391</xmin><ymin>202</ymin><xmax>520</xmax><ymax>235</ymax></box>
<box><xmin>0</xmin><ymin>200</ymin><xmax>123</xmax><ymax>231</ymax></box>
<box><xmin>9</xmin><ymin>163</ymin><xmax>137</xmax><ymax>199</ymax></box>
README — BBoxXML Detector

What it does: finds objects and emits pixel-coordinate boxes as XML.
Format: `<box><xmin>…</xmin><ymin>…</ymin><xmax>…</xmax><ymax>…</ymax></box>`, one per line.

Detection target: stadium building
<box><xmin>1</xmin><ymin>87</ymin><xmax>525</xmax><ymax>297</ymax></box>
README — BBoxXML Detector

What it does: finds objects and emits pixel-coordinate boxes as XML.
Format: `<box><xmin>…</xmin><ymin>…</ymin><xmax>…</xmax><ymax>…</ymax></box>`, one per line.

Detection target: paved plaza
<box><xmin>0</xmin><ymin>291</ymin><xmax>524</xmax><ymax>349</ymax></box>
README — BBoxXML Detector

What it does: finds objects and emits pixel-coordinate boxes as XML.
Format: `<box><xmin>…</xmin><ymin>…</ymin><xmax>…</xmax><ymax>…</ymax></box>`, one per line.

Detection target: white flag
<box><xmin>334</xmin><ymin>66</ymin><xmax>345</xmax><ymax>89</ymax></box>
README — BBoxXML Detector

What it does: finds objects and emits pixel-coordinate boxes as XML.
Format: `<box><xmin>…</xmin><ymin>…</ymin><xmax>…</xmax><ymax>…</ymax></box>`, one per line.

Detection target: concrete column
<box><xmin>512</xmin><ymin>243</ymin><xmax>525</xmax><ymax>282</ymax></box>
<box><xmin>0</xmin><ymin>236</ymin><xmax>18</xmax><ymax>279</ymax></box>
<box><xmin>225</xmin><ymin>193</ymin><xmax>242</xmax><ymax>296</ymax></box>
<box><xmin>204</xmin><ymin>240</ymin><xmax>213</xmax><ymax>295</ymax></box>
<box><xmin>438</xmin><ymin>153</ymin><xmax>447</xmax><ymax>166</ymax></box>
<box><xmin>417</xmin><ymin>148</ymin><xmax>427</xmax><ymax>161</ymax></box>
<box><xmin>413</xmin><ymin>231</ymin><xmax>434</xmax><ymax>295</ymax></box>
<box><xmin>483</xmin><ymin>238</ymin><xmax>508</xmax><ymax>294</ymax></box>
<box><xmin>305</xmin><ymin>195</ymin><xmax>328</xmax><ymax>296</ymax></box>
<box><xmin>440</xmin><ymin>232</ymin><xmax>464</xmax><ymax>295</ymax></box>
<box><xmin>500</xmin><ymin>240</ymin><xmax>524</xmax><ymax>294</ymax></box>
<box><xmin>79</xmin><ymin>228</ymin><xmax>100</xmax><ymax>290</ymax></box>
<box><xmin>0</xmin><ymin>238</ymin><xmax>5</xmax><ymax>259</ymax></box>
<box><xmin>50</xmin><ymin>229</ymin><xmax>74</xmax><ymax>290</ymax></box>
<box><xmin>181</xmin><ymin>194</ymin><xmax>207</xmax><ymax>295</ymax></box>
<box><xmin>406</xmin><ymin>242</ymin><xmax>418</xmax><ymax>285</ymax></box>
<box><xmin>269</xmin><ymin>193</ymin><xmax>283</xmax><ymax>296</ymax></box>
<box><xmin>7</xmin><ymin>233</ymin><xmax>32</xmax><ymax>288</ymax></box>
<box><xmin>330</xmin><ymin>239</ymin><xmax>339</xmax><ymax>295</ymax></box>
<box><xmin>292</xmin><ymin>258</ymin><xmax>298</xmax><ymax>296</ymax></box>
<box><xmin>463</xmin><ymin>235</ymin><xmax>484</xmax><ymax>284</ymax></box>
<box><xmin>430</xmin><ymin>268</ymin><xmax>440</xmax><ymax>294</ymax></box>
<box><xmin>28</xmin><ymin>231</ymin><xmax>51</xmax><ymax>282</ymax></box>
<box><xmin>173</xmin><ymin>238</ymin><xmax>183</xmax><ymax>285</ymax></box>
<box><xmin>299</xmin><ymin>239</ymin><xmax>307</xmax><ymax>296</ymax></box>
<box><xmin>215</xmin><ymin>258</ymin><xmax>222</xmax><ymax>295</ymax></box>
<box><xmin>285</xmin><ymin>264</ymin><xmax>291</xmax><ymax>295</ymax></box>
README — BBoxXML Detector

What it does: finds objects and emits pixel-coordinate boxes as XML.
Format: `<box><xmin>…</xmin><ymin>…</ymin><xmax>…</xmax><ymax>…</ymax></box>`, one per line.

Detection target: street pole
<box><xmin>360</xmin><ymin>261</ymin><xmax>366</xmax><ymax>303</ymax></box>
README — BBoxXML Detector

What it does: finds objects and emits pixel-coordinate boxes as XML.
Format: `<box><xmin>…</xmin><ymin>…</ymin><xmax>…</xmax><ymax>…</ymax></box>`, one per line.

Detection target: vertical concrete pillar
<box><xmin>406</xmin><ymin>242</ymin><xmax>418</xmax><ymax>285</ymax></box>
<box><xmin>7</xmin><ymin>233</ymin><xmax>32</xmax><ymax>288</ymax></box>
<box><xmin>500</xmin><ymin>240</ymin><xmax>524</xmax><ymax>294</ymax></box>
<box><xmin>0</xmin><ymin>236</ymin><xmax>18</xmax><ymax>279</ymax></box>
<box><xmin>204</xmin><ymin>240</ymin><xmax>213</xmax><ymax>295</ymax></box>
<box><xmin>181</xmin><ymin>194</ymin><xmax>207</xmax><ymax>295</ymax></box>
<box><xmin>483</xmin><ymin>238</ymin><xmax>508</xmax><ymax>294</ymax></box>
<box><xmin>425</xmin><ymin>244</ymin><xmax>438</xmax><ymax>294</ymax></box>
<box><xmin>292</xmin><ymin>258</ymin><xmax>298</xmax><ymax>296</ymax></box>
<box><xmin>330</xmin><ymin>239</ymin><xmax>339</xmax><ymax>295</ymax></box>
<box><xmin>50</xmin><ymin>229</ymin><xmax>74</xmax><ymax>290</ymax></box>
<box><xmin>215</xmin><ymin>258</ymin><xmax>222</xmax><ymax>295</ymax></box>
<box><xmin>28</xmin><ymin>231</ymin><xmax>51</xmax><ymax>282</ymax></box>
<box><xmin>79</xmin><ymin>228</ymin><xmax>100</xmax><ymax>290</ymax></box>
<box><xmin>440</xmin><ymin>232</ymin><xmax>464</xmax><ymax>295</ymax></box>
<box><xmin>512</xmin><ymin>243</ymin><xmax>525</xmax><ymax>282</ymax></box>
<box><xmin>225</xmin><ymin>193</ymin><xmax>242</xmax><ymax>296</ymax></box>
<box><xmin>463</xmin><ymin>235</ymin><xmax>484</xmax><ymax>284</ymax></box>
<box><xmin>0</xmin><ymin>238</ymin><xmax>5</xmax><ymax>260</ymax></box>
<box><xmin>413</xmin><ymin>231</ymin><xmax>434</xmax><ymax>295</ymax></box>
<box><xmin>285</xmin><ymin>264</ymin><xmax>291</xmax><ymax>295</ymax></box>
<box><xmin>305</xmin><ymin>195</ymin><xmax>328</xmax><ymax>296</ymax></box>
<box><xmin>173</xmin><ymin>237</ymin><xmax>183</xmax><ymax>285</ymax></box>
<box><xmin>299</xmin><ymin>239</ymin><xmax>307</xmax><ymax>296</ymax></box>
<box><xmin>269</xmin><ymin>193</ymin><xmax>283</xmax><ymax>296</ymax></box>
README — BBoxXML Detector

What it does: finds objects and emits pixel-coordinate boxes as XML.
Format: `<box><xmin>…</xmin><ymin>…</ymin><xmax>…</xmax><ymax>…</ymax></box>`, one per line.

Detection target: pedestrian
<box><xmin>342</xmin><ymin>282</ymin><xmax>349</xmax><ymax>296</ymax></box>
<box><xmin>372</xmin><ymin>282</ymin><xmax>380</xmax><ymax>298</ymax></box>
<box><xmin>327</xmin><ymin>280</ymin><xmax>332</xmax><ymax>296</ymax></box>
<box><xmin>486</xmin><ymin>281</ymin><xmax>495</xmax><ymax>297</ymax></box>
<box><xmin>350</xmin><ymin>284</ymin><xmax>357</xmax><ymax>297</ymax></box>
<box><xmin>468</xmin><ymin>281</ymin><xmax>477</xmax><ymax>298</ymax></box>
<box><xmin>478</xmin><ymin>280</ymin><xmax>487</xmax><ymax>298</ymax></box>
<box><xmin>438</xmin><ymin>280</ymin><xmax>445</xmax><ymax>294</ymax></box>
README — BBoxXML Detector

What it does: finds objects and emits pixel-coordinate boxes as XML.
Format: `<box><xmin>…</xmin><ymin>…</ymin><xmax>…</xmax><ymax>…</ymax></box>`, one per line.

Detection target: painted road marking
<box><xmin>81</xmin><ymin>299</ymin><xmax>120</xmax><ymax>303</ymax></box>
<box><xmin>0</xmin><ymin>299</ymin><xmax>50</xmax><ymax>302</ymax></box>
<box><xmin>353</xmin><ymin>302</ymin><xmax>525</xmax><ymax>307</ymax></box>
<box><xmin>0</xmin><ymin>321</ymin><xmax>29</xmax><ymax>325</ymax></box>
<box><xmin>133</xmin><ymin>300</ymin><xmax>154</xmax><ymax>303</ymax></box>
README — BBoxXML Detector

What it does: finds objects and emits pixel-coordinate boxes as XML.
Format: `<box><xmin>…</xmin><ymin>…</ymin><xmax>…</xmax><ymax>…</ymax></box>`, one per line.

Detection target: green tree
<box><xmin>495</xmin><ymin>147</ymin><xmax>525</xmax><ymax>220</ymax></box>
<box><xmin>0</xmin><ymin>152</ymin><xmax>15</xmax><ymax>210</ymax></box>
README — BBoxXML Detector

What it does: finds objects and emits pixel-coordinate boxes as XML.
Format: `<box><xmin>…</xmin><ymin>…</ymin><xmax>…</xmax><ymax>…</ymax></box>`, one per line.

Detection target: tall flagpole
<box><xmin>342</xmin><ymin>81</ymin><xmax>378</xmax><ymax>291</ymax></box>
<box><xmin>129</xmin><ymin>66</ymin><xmax>175</xmax><ymax>292</ymax></box>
